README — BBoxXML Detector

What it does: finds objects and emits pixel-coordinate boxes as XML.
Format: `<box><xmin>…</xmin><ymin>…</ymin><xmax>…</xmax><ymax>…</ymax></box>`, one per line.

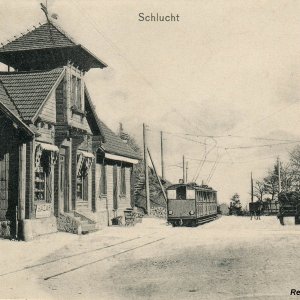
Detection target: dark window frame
<box><xmin>120</xmin><ymin>166</ymin><xmax>126</xmax><ymax>196</ymax></box>
<box><xmin>99</xmin><ymin>163</ymin><xmax>107</xmax><ymax>196</ymax></box>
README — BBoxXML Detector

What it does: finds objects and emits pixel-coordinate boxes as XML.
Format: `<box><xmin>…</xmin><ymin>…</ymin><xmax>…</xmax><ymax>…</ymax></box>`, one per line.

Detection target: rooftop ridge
<box><xmin>0</xmin><ymin>67</ymin><xmax>64</xmax><ymax>121</ymax></box>
<box><xmin>0</xmin><ymin>79</ymin><xmax>22</xmax><ymax>118</ymax></box>
<box><xmin>0</xmin><ymin>23</ymin><xmax>42</xmax><ymax>50</ymax></box>
<box><xmin>46</xmin><ymin>20</ymin><xmax>78</xmax><ymax>45</ymax></box>
<box><xmin>84</xmin><ymin>85</ymin><xmax>140</xmax><ymax>160</ymax></box>
<box><xmin>0</xmin><ymin>21</ymin><xmax>76</xmax><ymax>53</ymax></box>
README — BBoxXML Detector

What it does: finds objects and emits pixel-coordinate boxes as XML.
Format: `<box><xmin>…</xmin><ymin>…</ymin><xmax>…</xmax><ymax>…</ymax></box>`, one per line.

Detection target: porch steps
<box><xmin>66</xmin><ymin>211</ymin><xmax>97</xmax><ymax>234</ymax></box>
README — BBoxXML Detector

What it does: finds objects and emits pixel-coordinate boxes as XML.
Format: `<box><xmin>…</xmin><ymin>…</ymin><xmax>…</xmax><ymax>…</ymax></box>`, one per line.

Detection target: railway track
<box><xmin>0</xmin><ymin>231</ymin><xmax>165</xmax><ymax>280</ymax></box>
<box><xmin>44</xmin><ymin>236</ymin><xmax>165</xmax><ymax>280</ymax></box>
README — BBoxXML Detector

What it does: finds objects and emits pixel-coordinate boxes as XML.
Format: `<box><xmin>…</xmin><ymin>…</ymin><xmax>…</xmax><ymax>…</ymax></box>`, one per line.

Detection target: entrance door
<box><xmin>0</xmin><ymin>153</ymin><xmax>9</xmax><ymax>220</ymax></box>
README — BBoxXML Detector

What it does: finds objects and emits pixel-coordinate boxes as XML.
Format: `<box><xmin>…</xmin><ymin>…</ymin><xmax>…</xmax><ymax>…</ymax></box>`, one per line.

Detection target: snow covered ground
<box><xmin>1</xmin><ymin>216</ymin><xmax>300</xmax><ymax>299</ymax></box>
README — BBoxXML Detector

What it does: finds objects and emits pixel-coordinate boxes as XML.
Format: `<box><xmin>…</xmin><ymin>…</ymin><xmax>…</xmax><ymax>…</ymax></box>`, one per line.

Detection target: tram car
<box><xmin>166</xmin><ymin>183</ymin><xmax>218</xmax><ymax>226</ymax></box>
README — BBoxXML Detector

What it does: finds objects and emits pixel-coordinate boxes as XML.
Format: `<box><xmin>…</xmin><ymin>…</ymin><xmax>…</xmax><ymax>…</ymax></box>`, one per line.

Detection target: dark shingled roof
<box><xmin>0</xmin><ymin>80</ymin><xmax>20</xmax><ymax>117</ymax></box>
<box><xmin>0</xmin><ymin>22</ymin><xmax>107</xmax><ymax>71</ymax></box>
<box><xmin>0</xmin><ymin>68</ymin><xmax>63</xmax><ymax>121</ymax></box>
<box><xmin>84</xmin><ymin>87</ymin><xmax>140</xmax><ymax>160</ymax></box>
<box><xmin>0</xmin><ymin>23</ymin><xmax>75</xmax><ymax>52</ymax></box>
<box><xmin>98</xmin><ymin>117</ymin><xmax>141</xmax><ymax>160</ymax></box>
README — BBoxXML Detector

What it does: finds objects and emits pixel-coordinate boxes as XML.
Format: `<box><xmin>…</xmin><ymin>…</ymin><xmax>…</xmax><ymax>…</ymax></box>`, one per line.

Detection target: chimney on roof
<box><xmin>119</xmin><ymin>122</ymin><xmax>123</xmax><ymax>135</ymax></box>
<box><xmin>119</xmin><ymin>123</ymin><xmax>128</xmax><ymax>144</ymax></box>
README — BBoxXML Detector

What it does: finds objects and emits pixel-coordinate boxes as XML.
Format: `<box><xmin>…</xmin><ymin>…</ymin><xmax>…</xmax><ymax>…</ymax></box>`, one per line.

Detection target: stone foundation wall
<box><xmin>0</xmin><ymin>221</ymin><xmax>11</xmax><ymax>238</ymax></box>
<box><xmin>21</xmin><ymin>216</ymin><xmax>57</xmax><ymax>241</ymax></box>
<box><xmin>57</xmin><ymin>214</ymin><xmax>80</xmax><ymax>234</ymax></box>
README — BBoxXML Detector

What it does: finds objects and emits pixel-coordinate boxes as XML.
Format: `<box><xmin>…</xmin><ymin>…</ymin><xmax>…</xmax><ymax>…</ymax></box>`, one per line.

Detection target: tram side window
<box><xmin>187</xmin><ymin>189</ymin><xmax>195</xmax><ymax>199</ymax></box>
<box><xmin>176</xmin><ymin>186</ymin><xmax>186</xmax><ymax>200</ymax></box>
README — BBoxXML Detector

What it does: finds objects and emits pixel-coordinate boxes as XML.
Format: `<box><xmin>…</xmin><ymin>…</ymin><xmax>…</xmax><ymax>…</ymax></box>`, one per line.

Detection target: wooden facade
<box><xmin>0</xmin><ymin>21</ymin><xmax>140</xmax><ymax>240</ymax></box>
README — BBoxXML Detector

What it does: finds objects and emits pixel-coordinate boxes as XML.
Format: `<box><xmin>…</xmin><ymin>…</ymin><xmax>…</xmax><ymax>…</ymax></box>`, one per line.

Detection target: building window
<box><xmin>99</xmin><ymin>164</ymin><xmax>107</xmax><ymax>195</ymax></box>
<box><xmin>77</xmin><ymin>174</ymin><xmax>88</xmax><ymax>201</ymax></box>
<box><xmin>76</xmin><ymin>152</ymin><xmax>93</xmax><ymax>201</ymax></box>
<box><xmin>120</xmin><ymin>167</ymin><xmax>126</xmax><ymax>196</ymax></box>
<box><xmin>71</xmin><ymin>75</ymin><xmax>82</xmax><ymax>110</ymax></box>
<box><xmin>35</xmin><ymin>151</ymin><xmax>53</xmax><ymax>202</ymax></box>
<box><xmin>176</xmin><ymin>186</ymin><xmax>186</xmax><ymax>200</ymax></box>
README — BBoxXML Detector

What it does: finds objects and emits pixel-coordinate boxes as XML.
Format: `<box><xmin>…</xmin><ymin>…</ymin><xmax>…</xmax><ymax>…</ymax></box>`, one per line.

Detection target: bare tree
<box><xmin>254</xmin><ymin>180</ymin><xmax>265</xmax><ymax>201</ymax></box>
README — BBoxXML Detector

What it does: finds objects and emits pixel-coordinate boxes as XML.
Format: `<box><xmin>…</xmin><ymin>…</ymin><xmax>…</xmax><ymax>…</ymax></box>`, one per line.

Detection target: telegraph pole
<box><xmin>186</xmin><ymin>161</ymin><xmax>188</xmax><ymax>183</ymax></box>
<box><xmin>148</xmin><ymin>148</ymin><xmax>167</xmax><ymax>203</ymax></box>
<box><xmin>160</xmin><ymin>131</ymin><xmax>165</xmax><ymax>179</ymax></box>
<box><xmin>277</xmin><ymin>156</ymin><xmax>281</xmax><ymax>193</ymax></box>
<box><xmin>143</xmin><ymin>124</ymin><xmax>150</xmax><ymax>215</ymax></box>
<box><xmin>183</xmin><ymin>155</ymin><xmax>186</xmax><ymax>183</ymax></box>
<box><xmin>251</xmin><ymin>172</ymin><xmax>254</xmax><ymax>203</ymax></box>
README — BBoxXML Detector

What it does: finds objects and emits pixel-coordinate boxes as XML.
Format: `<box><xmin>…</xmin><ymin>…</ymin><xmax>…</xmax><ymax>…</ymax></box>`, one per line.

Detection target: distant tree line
<box><xmin>252</xmin><ymin>145</ymin><xmax>300</xmax><ymax>211</ymax></box>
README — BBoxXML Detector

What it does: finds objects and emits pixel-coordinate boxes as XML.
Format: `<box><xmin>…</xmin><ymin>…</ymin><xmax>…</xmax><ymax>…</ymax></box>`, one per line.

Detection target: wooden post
<box><xmin>147</xmin><ymin>148</ymin><xmax>167</xmax><ymax>203</ymax></box>
<box><xmin>183</xmin><ymin>155</ymin><xmax>186</xmax><ymax>183</ymax></box>
<box><xmin>160</xmin><ymin>131</ymin><xmax>165</xmax><ymax>179</ymax></box>
<box><xmin>18</xmin><ymin>143</ymin><xmax>26</xmax><ymax>220</ymax></box>
<box><xmin>15</xmin><ymin>206</ymin><xmax>18</xmax><ymax>239</ymax></box>
<box><xmin>251</xmin><ymin>172</ymin><xmax>253</xmax><ymax>203</ymax></box>
<box><xmin>186</xmin><ymin>162</ymin><xmax>188</xmax><ymax>183</ymax></box>
<box><xmin>30</xmin><ymin>140</ymin><xmax>35</xmax><ymax>219</ymax></box>
<box><xmin>143</xmin><ymin>124</ymin><xmax>150</xmax><ymax>214</ymax></box>
<box><xmin>277</xmin><ymin>157</ymin><xmax>281</xmax><ymax>193</ymax></box>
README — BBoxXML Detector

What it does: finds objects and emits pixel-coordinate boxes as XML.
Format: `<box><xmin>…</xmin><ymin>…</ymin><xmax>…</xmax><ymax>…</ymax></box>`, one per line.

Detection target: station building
<box><xmin>0</xmin><ymin>21</ymin><xmax>140</xmax><ymax>240</ymax></box>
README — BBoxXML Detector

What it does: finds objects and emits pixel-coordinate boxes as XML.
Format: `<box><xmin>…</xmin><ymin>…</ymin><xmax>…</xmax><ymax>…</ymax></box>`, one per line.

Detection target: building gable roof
<box><xmin>0</xmin><ymin>22</ymin><xmax>107</xmax><ymax>71</ymax></box>
<box><xmin>98</xmin><ymin>118</ymin><xmax>141</xmax><ymax>160</ymax></box>
<box><xmin>0</xmin><ymin>68</ymin><xmax>64</xmax><ymax>121</ymax></box>
<box><xmin>0</xmin><ymin>81</ymin><xmax>34</xmax><ymax>136</ymax></box>
<box><xmin>0</xmin><ymin>80</ymin><xmax>20</xmax><ymax>118</ymax></box>
<box><xmin>85</xmin><ymin>87</ymin><xmax>141</xmax><ymax>160</ymax></box>
<box><xmin>0</xmin><ymin>22</ymin><xmax>75</xmax><ymax>52</ymax></box>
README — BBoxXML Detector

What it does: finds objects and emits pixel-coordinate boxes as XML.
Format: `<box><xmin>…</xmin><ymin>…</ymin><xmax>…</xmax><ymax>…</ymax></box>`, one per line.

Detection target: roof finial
<box><xmin>41</xmin><ymin>2</ymin><xmax>50</xmax><ymax>23</ymax></box>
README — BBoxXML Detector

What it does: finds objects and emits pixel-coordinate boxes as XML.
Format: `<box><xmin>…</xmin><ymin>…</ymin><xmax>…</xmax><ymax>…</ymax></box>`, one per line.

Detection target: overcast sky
<box><xmin>1</xmin><ymin>0</ymin><xmax>300</xmax><ymax>206</ymax></box>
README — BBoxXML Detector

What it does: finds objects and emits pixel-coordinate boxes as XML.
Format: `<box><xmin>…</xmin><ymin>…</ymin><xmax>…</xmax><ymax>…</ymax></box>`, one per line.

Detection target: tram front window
<box><xmin>176</xmin><ymin>186</ymin><xmax>186</xmax><ymax>200</ymax></box>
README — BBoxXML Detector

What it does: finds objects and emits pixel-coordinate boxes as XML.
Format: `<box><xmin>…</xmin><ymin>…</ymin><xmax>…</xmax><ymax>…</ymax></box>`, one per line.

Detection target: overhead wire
<box><xmin>148</xmin><ymin>128</ymin><xmax>300</xmax><ymax>143</ymax></box>
<box><xmin>207</xmin><ymin>153</ymin><xmax>222</xmax><ymax>184</ymax></box>
<box><xmin>206</xmin><ymin>149</ymin><xmax>219</xmax><ymax>183</ymax></box>
<box><xmin>72</xmin><ymin>1</ymin><xmax>299</xmax><ymax>184</ymax></box>
<box><xmin>229</xmin><ymin>99</ymin><xmax>300</xmax><ymax>135</ymax></box>
<box><xmin>186</xmin><ymin>154</ymin><xmax>277</xmax><ymax>164</ymax></box>
<box><xmin>193</xmin><ymin>137</ymin><xmax>218</xmax><ymax>182</ymax></box>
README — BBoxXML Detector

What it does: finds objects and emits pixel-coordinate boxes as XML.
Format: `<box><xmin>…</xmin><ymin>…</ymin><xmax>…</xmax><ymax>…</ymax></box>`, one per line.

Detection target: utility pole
<box><xmin>183</xmin><ymin>155</ymin><xmax>186</xmax><ymax>183</ymax></box>
<box><xmin>148</xmin><ymin>148</ymin><xmax>167</xmax><ymax>203</ymax></box>
<box><xmin>160</xmin><ymin>131</ymin><xmax>165</xmax><ymax>180</ymax></box>
<box><xmin>186</xmin><ymin>162</ymin><xmax>188</xmax><ymax>183</ymax></box>
<box><xmin>277</xmin><ymin>156</ymin><xmax>281</xmax><ymax>193</ymax></box>
<box><xmin>143</xmin><ymin>124</ymin><xmax>150</xmax><ymax>215</ymax></box>
<box><xmin>251</xmin><ymin>172</ymin><xmax>254</xmax><ymax>203</ymax></box>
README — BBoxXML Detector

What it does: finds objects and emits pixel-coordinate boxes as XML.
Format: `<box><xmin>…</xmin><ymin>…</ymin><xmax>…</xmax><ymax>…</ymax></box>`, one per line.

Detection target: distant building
<box><xmin>0</xmin><ymin>21</ymin><xmax>140</xmax><ymax>240</ymax></box>
<box><xmin>263</xmin><ymin>198</ymin><xmax>279</xmax><ymax>215</ymax></box>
